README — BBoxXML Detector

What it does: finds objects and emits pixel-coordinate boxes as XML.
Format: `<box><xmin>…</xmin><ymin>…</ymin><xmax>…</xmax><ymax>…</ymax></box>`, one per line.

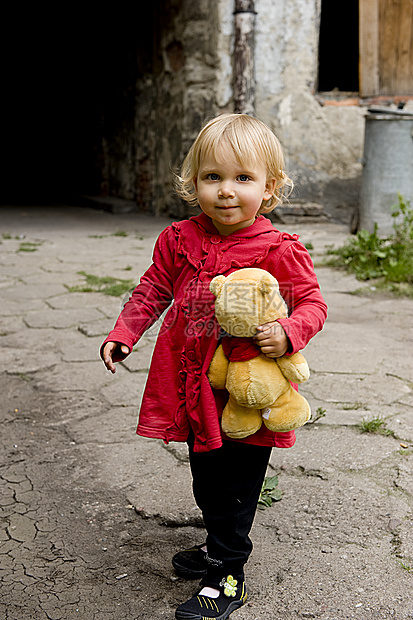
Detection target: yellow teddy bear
<box><xmin>208</xmin><ymin>268</ymin><xmax>311</xmax><ymax>439</ymax></box>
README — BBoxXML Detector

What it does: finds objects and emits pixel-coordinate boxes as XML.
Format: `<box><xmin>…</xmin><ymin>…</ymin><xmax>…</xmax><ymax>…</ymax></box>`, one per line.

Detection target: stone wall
<box><xmin>101</xmin><ymin>0</ymin><xmax>226</xmax><ymax>219</ymax></box>
<box><xmin>101</xmin><ymin>0</ymin><xmax>366</xmax><ymax>222</ymax></box>
<box><xmin>253</xmin><ymin>0</ymin><xmax>365</xmax><ymax>221</ymax></box>
<box><xmin>154</xmin><ymin>0</ymin><xmax>222</xmax><ymax>218</ymax></box>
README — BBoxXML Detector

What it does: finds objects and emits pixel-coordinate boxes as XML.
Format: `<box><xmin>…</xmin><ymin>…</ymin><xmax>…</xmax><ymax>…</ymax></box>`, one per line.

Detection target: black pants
<box><xmin>188</xmin><ymin>435</ymin><xmax>272</xmax><ymax>588</ymax></box>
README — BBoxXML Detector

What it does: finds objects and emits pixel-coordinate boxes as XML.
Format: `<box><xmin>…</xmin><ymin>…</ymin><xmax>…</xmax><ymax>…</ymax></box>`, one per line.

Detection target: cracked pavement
<box><xmin>0</xmin><ymin>205</ymin><xmax>412</xmax><ymax>619</ymax></box>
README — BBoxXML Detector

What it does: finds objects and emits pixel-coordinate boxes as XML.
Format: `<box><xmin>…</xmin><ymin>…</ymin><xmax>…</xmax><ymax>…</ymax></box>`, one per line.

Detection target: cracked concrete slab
<box><xmin>24</xmin><ymin>307</ymin><xmax>105</xmax><ymax>329</ymax></box>
<box><xmin>2</xmin><ymin>348</ymin><xmax>61</xmax><ymax>374</ymax></box>
<box><xmin>100</xmin><ymin>370</ymin><xmax>147</xmax><ymax>407</ymax></box>
<box><xmin>303</xmin><ymin>370</ymin><xmax>412</xmax><ymax>406</ymax></box>
<box><xmin>304</xmin><ymin>321</ymin><xmax>389</xmax><ymax>374</ymax></box>
<box><xmin>1</xmin><ymin>283</ymin><xmax>68</xmax><ymax>300</ymax></box>
<box><xmin>47</xmin><ymin>291</ymin><xmax>122</xmax><ymax>312</ymax></box>
<box><xmin>1</xmin><ymin>205</ymin><xmax>412</xmax><ymax>620</ymax></box>
<box><xmin>0</xmin><ymin>298</ymin><xmax>48</xmax><ymax>316</ymax></box>
<box><xmin>59</xmin><ymin>332</ymin><xmax>107</xmax><ymax>363</ymax></box>
<box><xmin>68</xmin><ymin>405</ymin><xmax>138</xmax><ymax>444</ymax></box>
<box><xmin>78</xmin><ymin>317</ymin><xmax>118</xmax><ymax>337</ymax></box>
<box><xmin>271</xmin><ymin>425</ymin><xmax>399</xmax><ymax>471</ymax></box>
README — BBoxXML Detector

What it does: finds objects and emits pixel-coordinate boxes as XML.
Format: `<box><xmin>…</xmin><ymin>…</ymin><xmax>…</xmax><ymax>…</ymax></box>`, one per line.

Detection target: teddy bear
<box><xmin>207</xmin><ymin>268</ymin><xmax>311</xmax><ymax>439</ymax></box>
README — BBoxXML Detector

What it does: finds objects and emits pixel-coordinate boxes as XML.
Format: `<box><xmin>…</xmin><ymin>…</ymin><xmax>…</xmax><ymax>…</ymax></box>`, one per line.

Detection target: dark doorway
<box><xmin>318</xmin><ymin>0</ymin><xmax>359</xmax><ymax>92</ymax></box>
<box><xmin>2</xmin><ymin>7</ymin><xmax>151</xmax><ymax>204</ymax></box>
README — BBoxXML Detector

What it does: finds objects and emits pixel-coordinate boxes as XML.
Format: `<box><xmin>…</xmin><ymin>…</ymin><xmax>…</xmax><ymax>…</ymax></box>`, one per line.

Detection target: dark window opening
<box><xmin>318</xmin><ymin>0</ymin><xmax>359</xmax><ymax>92</ymax></box>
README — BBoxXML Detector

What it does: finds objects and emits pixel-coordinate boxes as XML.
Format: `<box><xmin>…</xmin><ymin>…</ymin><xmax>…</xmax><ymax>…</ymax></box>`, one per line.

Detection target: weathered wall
<box><xmin>102</xmin><ymin>0</ymin><xmax>226</xmax><ymax>218</ymax></box>
<box><xmin>254</xmin><ymin>0</ymin><xmax>365</xmax><ymax>220</ymax></box>
<box><xmin>101</xmin><ymin>0</ymin><xmax>366</xmax><ymax>221</ymax></box>
<box><xmin>154</xmin><ymin>0</ymin><xmax>222</xmax><ymax>218</ymax></box>
<box><xmin>176</xmin><ymin>0</ymin><xmax>366</xmax><ymax>221</ymax></box>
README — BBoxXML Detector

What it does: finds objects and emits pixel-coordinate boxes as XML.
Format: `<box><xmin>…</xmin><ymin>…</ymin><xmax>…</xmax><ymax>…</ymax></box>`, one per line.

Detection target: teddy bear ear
<box><xmin>210</xmin><ymin>275</ymin><xmax>226</xmax><ymax>297</ymax></box>
<box><xmin>259</xmin><ymin>271</ymin><xmax>279</xmax><ymax>295</ymax></box>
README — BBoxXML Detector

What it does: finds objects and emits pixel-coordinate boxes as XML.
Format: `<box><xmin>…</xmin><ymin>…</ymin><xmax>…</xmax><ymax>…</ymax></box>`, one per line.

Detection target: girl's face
<box><xmin>194</xmin><ymin>144</ymin><xmax>276</xmax><ymax>236</ymax></box>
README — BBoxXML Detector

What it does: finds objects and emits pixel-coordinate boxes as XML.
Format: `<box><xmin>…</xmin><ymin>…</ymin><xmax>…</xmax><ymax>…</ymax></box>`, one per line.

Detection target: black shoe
<box><xmin>175</xmin><ymin>575</ymin><xmax>247</xmax><ymax>619</ymax></box>
<box><xmin>172</xmin><ymin>544</ymin><xmax>208</xmax><ymax>579</ymax></box>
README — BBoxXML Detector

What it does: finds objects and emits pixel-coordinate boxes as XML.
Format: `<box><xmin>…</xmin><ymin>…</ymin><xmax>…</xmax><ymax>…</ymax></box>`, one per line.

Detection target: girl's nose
<box><xmin>218</xmin><ymin>182</ymin><xmax>235</xmax><ymax>198</ymax></box>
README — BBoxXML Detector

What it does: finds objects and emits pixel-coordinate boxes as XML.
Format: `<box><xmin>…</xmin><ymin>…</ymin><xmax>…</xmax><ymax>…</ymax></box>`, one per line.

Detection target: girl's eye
<box><xmin>238</xmin><ymin>174</ymin><xmax>250</xmax><ymax>182</ymax></box>
<box><xmin>207</xmin><ymin>173</ymin><xmax>220</xmax><ymax>180</ymax></box>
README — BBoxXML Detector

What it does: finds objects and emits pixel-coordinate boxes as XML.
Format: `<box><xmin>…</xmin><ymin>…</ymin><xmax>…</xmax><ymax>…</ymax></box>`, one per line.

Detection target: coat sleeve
<box><xmin>273</xmin><ymin>241</ymin><xmax>328</xmax><ymax>354</ymax></box>
<box><xmin>100</xmin><ymin>227</ymin><xmax>175</xmax><ymax>361</ymax></box>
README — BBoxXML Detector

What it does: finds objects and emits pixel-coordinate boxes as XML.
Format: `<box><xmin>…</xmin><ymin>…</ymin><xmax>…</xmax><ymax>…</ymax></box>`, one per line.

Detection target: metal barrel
<box><xmin>359</xmin><ymin>110</ymin><xmax>413</xmax><ymax>235</ymax></box>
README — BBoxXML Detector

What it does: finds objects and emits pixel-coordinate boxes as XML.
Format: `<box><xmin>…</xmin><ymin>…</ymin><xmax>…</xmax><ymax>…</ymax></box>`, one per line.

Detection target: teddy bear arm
<box><xmin>276</xmin><ymin>352</ymin><xmax>310</xmax><ymax>384</ymax></box>
<box><xmin>207</xmin><ymin>344</ymin><xmax>229</xmax><ymax>390</ymax></box>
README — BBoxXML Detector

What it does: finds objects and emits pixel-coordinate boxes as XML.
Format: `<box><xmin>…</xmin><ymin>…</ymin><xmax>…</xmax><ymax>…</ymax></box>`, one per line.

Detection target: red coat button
<box><xmin>187</xmin><ymin>351</ymin><xmax>196</xmax><ymax>361</ymax></box>
<box><xmin>210</xmin><ymin>236</ymin><xmax>221</xmax><ymax>244</ymax></box>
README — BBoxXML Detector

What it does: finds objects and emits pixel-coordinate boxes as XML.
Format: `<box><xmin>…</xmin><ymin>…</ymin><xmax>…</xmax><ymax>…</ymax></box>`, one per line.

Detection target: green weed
<box><xmin>17</xmin><ymin>242</ymin><xmax>42</xmax><ymax>252</ymax></box>
<box><xmin>258</xmin><ymin>475</ymin><xmax>283</xmax><ymax>510</ymax></box>
<box><xmin>2</xmin><ymin>232</ymin><xmax>12</xmax><ymax>239</ymax></box>
<box><xmin>19</xmin><ymin>372</ymin><xmax>31</xmax><ymax>382</ymax></box>
<box><xmin>307</xmin><ymin>407</ymin><xmax>326</xmax><ymax>424</ymax></box>
<box><xmin>399</xmin><ymin>448</ymin><xmax>413</xmax><ymax>456</ymax></box>
<box><xmin>88</xmin><ymin>231</ymin><xmax>128</xmax><ymax>238</ymax></box>
<box><xmin>356</xmin><ymin>415</ymin><xmax>395</xmax><ymax>437</ymax></box>
<box><xmin>67</xmin><ymin>271</ymin><xmax>135</xmax><ymax>297</ymax></box>
<box><xmin>326</xmin><ymin>194</ymin><xmax>413</xmax><ymax>296</ymax></box>
<box><xmin>398</xmin><ymin>560</ymin><xmax>413</xmax><ymax>573</ymax></box>
<box><xmin>343</xmin><ymin>402</ymin><xmax>366</xmax><ymax>411</ymax></box>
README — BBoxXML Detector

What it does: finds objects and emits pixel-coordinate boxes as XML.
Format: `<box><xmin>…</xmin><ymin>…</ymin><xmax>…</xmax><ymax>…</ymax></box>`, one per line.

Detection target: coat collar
<box><xmin>171</xmin><ymin>213</ymin><xmax>300</xmax><ymax>271</ymax></box>
<box><xmin>190</xmin><ymin>212</ymin><xmax>277</xmax><ymax>239</ymax></box>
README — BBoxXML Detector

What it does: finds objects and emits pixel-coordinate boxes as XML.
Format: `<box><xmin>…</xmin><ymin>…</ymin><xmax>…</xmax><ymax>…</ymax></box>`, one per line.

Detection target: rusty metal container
<box><xmin>359</xmin><ymin>109</ymin><xmax>413</xmax><ymax>235</ymax></box>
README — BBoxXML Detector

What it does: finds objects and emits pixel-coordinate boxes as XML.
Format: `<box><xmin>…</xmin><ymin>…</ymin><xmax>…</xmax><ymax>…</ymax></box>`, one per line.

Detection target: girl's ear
<box><xmin>193</xmin><ymin>176</ymin><xmax>198</xmax><ymax>192</ymax></box>
<box><xmin>263</xmin><ymin>177</ymin><xmax>277</xmax><ymax>201</ymax></box>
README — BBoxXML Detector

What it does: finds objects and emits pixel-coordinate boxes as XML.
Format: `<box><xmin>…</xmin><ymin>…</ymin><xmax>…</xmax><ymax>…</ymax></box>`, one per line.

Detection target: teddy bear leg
<box><xmin>262</xmin><ymin>387</ymin><xmax>311</xmax><ymax>432</ymax></box>
<box><xmin>221</xmin><ymin>395</ymin><xmax>263</xmax><ymax>439</ymax></box>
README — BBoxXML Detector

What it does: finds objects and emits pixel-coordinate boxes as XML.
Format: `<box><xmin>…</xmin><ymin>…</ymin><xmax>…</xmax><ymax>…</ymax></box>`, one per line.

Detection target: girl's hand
<box><xmin>102</xmin><ymin>342</ymin><xmax>130</xmax><ymax>373</ymax></box>
<box><xmin>254</xmin><ymin>321</ymin><xmax>288</xmax><ymax>358</ymax></box>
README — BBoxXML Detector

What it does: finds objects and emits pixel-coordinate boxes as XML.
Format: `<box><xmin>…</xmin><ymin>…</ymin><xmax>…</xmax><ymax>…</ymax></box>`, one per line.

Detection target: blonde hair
<box><xmin>175</xmin><ymin>113</ymin><xmax>293</xmax><ymax>212</ymax></box>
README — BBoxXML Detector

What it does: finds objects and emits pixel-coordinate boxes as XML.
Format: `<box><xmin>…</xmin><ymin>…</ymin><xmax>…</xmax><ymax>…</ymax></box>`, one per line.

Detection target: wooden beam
<box><xmin>359</xmin><ymin>0</ymin><xmax>380</xmax><ymax>96</ymax></box>
<box><xmin>380</xmin><ymin>0</ymin><xmax>413</xmax><ymax>96</ymax></box>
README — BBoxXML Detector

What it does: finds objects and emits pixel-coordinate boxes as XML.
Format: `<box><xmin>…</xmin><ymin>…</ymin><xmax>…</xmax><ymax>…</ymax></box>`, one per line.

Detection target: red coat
<box><xmin>101</xmin><ymin>213</ymin><xmax>328</xmax><ymax>453</ymax></box>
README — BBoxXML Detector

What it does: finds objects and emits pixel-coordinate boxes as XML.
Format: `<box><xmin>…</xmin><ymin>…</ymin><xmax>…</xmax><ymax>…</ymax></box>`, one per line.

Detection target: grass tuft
<box><xmin>398</xmin><ymin>560</ymin><xmax>413</xmax><ymax>573</ymax></box>
<box><xmin>67</xmin><ymin>271</ymin><xmax>134</xmax><ymax>297</ymax></box>
<box><xmin>356</xmin><ymin>415</ymin><xmax>395</xmax><ymax>437</ymax></box>
<box><xmin>325</xmin><ymin>194</ymin><xmax>413</xmax><ymax>297</ymax></box>
<box><xmin>17</xmin><ymin>241</ymin><xmax>43</xmax><ymax>252</ymax></box>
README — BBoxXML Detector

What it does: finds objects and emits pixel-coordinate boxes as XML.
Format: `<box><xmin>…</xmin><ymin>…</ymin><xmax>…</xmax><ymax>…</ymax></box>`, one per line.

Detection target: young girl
<box><xmin>101</xmin><ymin>113</ymin><xmax>327</xmax><ymax>619</ymax></box>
